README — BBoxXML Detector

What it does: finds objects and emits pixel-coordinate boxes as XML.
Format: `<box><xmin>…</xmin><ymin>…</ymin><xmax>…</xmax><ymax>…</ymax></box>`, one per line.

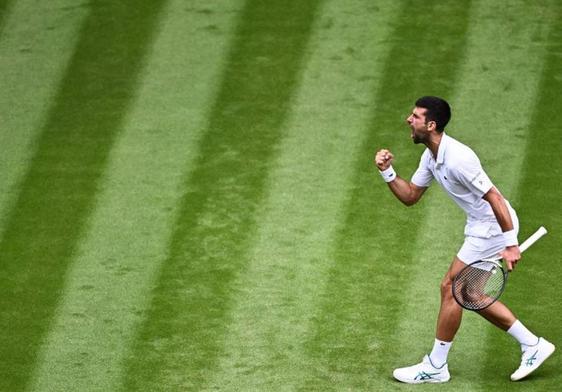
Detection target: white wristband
<box><xmin>503</xmin><ymin>229</ymin><xmax>518</xmax><ymax>246</ymax></box>
<box><xmin>379</xmin><ymin>165</ymin><xmax>397</xmax><ymax>183</ymax></box>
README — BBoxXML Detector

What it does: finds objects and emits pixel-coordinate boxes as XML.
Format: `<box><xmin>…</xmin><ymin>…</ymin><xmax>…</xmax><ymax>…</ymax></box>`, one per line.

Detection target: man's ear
<box><xmin>426</xmin><ymin>120</ymin><xmax>437</xmax><ymax>131</ymax></box>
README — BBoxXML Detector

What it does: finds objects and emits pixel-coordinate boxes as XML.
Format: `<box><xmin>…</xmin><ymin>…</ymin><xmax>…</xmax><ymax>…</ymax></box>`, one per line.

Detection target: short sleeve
<box><xmin>454</xmin><ymin>155</ymin><xmax>494</xmax><ymax>197</ymax></box>
<box><xmin>411</xmin><ymin>150</ymin><xmax>433</xmax><ymax>187</ymax></box>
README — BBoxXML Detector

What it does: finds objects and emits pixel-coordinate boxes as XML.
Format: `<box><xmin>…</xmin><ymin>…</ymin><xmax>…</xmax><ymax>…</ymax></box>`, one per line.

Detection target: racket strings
<box><xmin>453</xmin><ymin>261</ymin><xmax>505</xmax><ymax>310</ymax></box>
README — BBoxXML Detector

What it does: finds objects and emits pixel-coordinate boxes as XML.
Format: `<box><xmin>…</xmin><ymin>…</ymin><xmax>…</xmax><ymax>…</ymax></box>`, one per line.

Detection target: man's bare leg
<box><xmin>436</xmin><ymin>257</ymin><xmax>465</xmax><ymax>342</ymax></box>
<box><xmin>437</xmin><ymin>256</ymin><xmax>517</xmax><ymax>339</ymax></box>
<box><xmin>478</xmin><ymin>300</ymin><xmax>516</xmax><ymax>330</ymax></box>
<box><xmin>395</xmin><ymin>255</ymin><xmax>554</xmax><ymax>383</ymax></box>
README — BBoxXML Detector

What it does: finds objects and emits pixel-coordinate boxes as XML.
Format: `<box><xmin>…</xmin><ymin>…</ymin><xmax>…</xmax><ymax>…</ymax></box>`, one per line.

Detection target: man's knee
<box><xmin>442</xmin><ymin>257</ymin><xmax>467</xmax><ymax>298</ymax></box>
<box><xmin>440</xmin><ymin>275</ymin><xmax>453</xmax><ymax>298</ymax></box>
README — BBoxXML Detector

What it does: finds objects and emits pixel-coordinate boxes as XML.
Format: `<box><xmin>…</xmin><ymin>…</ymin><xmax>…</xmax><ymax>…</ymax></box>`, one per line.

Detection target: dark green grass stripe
<box><xmin>0</xmin><ymin>0</ymin><xmax>12</xmax><ymax>31</ymax></box>
<box><xmin>0</xmin><ymin>0</ymin><xmax>10</xmax><ymax>13</ymax></box>
<box><xmin>0</xmin><ymin>2</ymin><xmax>167</xmax><ymax>390</ymax></box>
<box><xmin>119</xmin><ymin>1</ymin><xmax>323</xmax><ymax>390</ymax></box>
<box><xmin>303</xmin><ymin>1</ymin><xmax>473</xmax><ymax>389</ymax></box>
<box><xmin>482</xmin><ymin>3</ymin><xmax>562</xmax><ymax>389</ymax></box>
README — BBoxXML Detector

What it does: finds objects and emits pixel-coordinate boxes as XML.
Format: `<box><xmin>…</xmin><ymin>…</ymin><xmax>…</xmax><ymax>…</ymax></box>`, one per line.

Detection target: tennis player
<box><xmin>375</xmin><ymin>96</ymin><xmax>555</xmax><ymax>383</ymax></box>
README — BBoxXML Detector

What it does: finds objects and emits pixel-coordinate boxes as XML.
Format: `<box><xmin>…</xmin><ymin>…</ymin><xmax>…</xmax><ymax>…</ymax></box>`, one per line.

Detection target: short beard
<box><xmin>412</xmin><ymin>133</ymin><xmax>425</xmax><ymax>144</ymax></box>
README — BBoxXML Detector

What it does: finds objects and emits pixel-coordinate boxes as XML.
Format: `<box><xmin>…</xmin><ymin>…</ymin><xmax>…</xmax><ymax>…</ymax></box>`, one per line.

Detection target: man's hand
<box><xmin>375</xmin><ymin>149</ymin><xmax>394</xmax><ymax>170</ymax></box>
<box><xmin>501</xmin><ymin>245</ymin><xmax>521</xmax><ymax>272</ymax></box>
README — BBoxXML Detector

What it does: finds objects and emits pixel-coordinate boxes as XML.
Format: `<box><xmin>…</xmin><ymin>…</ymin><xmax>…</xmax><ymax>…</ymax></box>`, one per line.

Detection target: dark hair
<box><xmin>415</xmin><ymin>96</ymin><xmax>451</xmax><ymax>132</ymax></box>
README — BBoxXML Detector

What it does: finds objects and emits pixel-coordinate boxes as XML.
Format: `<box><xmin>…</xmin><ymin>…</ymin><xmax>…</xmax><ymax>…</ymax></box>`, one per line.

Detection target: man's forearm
<box><xmin>374</xmin><ymin>149</ymin><xmax>425</xmax><ymax>206</ymax></box>
<box><xmin>387</xmin><ymin>176</ymin><xmax>421</xmax><ymax>206</ymax></box>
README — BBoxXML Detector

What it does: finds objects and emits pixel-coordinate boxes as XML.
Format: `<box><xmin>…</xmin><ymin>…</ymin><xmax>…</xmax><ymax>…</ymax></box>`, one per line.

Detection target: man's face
<box><xmin>406</xmin><ymin>107</ymin><xmax>431</xmax><ymax>144</ymax></box>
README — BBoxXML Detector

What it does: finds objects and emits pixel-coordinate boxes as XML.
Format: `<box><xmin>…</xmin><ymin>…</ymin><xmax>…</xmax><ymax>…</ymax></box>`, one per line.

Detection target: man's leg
<box><xmin>424</xmin><ymin>257</ymin><xmax>467</xmax><ymax>370</ymax></box>
<box><xmin>433</xmin><ymin>256</ymin><xmax>528</xmax><ymax>364</ymax></box>
<box><xmin>439</xmin><ymin>257</ymin><xmax>533</xmax><ymax>343</ymax></box>
<box><xmin>436</xmin><ymin>257</ymin><xmax>465</xmax><ymax>342</ymax></box>
<box><xmin>446</xmin><ymin>258</ymin><xmax>555</xmax><ymax>382</ymax></box>
<box><xmin>478</xmin><ymin>293</ymin><xmax>555</xmax><ymax>381</ymax></box>
<box><xmin>477</xmin><ymin>300</ymin><xmax>516</xmax><ymax>330</ymax></box>
<box><xmin>394</xmin><ymin>255</ymin><xmax>555</xmax><ymax>384</ymax></box>
<box><xmin>437</xmin><ymin>257</ymin><xmax>532</xmax><ymax>337</ymax></box>
<box><xmin>392</xmin><ymin>257</ymin><xmax>464</xmax><ymax>384</ymax></box>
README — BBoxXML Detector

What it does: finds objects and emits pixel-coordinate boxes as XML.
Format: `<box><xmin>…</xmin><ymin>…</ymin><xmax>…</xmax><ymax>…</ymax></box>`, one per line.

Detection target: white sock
<box><xmin>429</xmin><ymin>339</ymin><xmax>452</xmax><ymax>368</ymax></box>
<box><xmin>507</xmin><ymin>320</ymin><xmax>539</xmax><ymax>351</ymax></box>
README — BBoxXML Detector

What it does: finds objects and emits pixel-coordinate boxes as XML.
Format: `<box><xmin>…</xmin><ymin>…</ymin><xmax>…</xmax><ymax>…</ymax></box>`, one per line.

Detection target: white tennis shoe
<box><xmin>511</xmin><ymin>338</ymin><xmax>555</xmax><ymax>381</ymax></box>
<box><xmin>393</xmin><ymin>355</ymin><xmax>450</xmax><ymax>384</ymax></box>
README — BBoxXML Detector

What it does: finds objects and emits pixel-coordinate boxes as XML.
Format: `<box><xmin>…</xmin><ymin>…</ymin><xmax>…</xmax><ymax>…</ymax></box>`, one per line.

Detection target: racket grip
<box><xmin>519</xmin><ymin>226</ymin><xmax>547</xmax><ymax>253</ymax></box>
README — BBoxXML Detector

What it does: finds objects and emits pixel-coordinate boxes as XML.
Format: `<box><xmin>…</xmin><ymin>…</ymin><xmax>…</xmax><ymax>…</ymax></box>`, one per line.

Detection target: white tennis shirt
<box><xmin>411</xmin><ymin>133</ymin><xmax>515</xmax><ymax>238</ymax></box>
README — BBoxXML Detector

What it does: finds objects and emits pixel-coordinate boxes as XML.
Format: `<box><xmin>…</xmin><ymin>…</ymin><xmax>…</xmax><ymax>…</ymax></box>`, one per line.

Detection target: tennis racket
<box><xmin>452</xmin><ymin>226</ymin><xmax>548</xmax><ymax>311</ymax></box>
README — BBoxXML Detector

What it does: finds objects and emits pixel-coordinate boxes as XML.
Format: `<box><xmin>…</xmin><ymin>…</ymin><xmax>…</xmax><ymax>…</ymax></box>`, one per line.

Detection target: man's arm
<box><xmin>375</xmin><ymin>149</ymin><xmax>427</xmax><ymax>206</ymax></box>
<box><xmin>483</xmin><ymin>186</ymin><xmax>521</xmax><ymax>270</ymax></box>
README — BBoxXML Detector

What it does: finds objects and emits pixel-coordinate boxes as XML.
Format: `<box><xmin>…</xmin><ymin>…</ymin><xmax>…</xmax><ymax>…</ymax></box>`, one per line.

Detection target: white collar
<box><xmin>435</xmin><ymin>132</ymin><xmax>449</xmax><ymax>166</ymax></box>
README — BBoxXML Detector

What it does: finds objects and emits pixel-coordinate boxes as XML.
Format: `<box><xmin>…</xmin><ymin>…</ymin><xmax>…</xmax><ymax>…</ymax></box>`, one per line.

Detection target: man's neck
<box><xmin>426</xmin><ymin>132</ymin><xmax>444</xmax><ymax>159</ymax></box>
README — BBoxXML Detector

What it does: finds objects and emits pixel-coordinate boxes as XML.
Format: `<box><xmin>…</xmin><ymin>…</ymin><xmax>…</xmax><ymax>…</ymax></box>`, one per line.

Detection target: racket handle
<box><xmin>519</xmin><ymin>226</ymin><xmax>548</xmax><ymax>253</ymax></box>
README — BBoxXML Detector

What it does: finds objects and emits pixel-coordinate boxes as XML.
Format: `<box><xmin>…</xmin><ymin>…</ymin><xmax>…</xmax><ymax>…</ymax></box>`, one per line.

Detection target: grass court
<box><xmin>0</xmin><ymin>0</ymin><xmax>561</xmax><ymax>390</ymax></box>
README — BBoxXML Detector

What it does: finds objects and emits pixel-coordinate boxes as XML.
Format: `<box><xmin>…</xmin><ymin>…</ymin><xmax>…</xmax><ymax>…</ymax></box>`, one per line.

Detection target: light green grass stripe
<box><xmin>205</xmin><ymin>1</ymin><xmax>401</xmax><ymax>390</ymax></box>
<box><xmin>0</xmin><ymin>0</ymin><xmax>88</xmax><ymax>232</ymax></box>
<box><xmin>392</xmin><ymin>1</ymin><xmax>553</xmax><ymax>390</ymax></box>
<box><xmin>27</xmin><ymin>2</ymin><xmax>243</xmax><ymax>391</ymax></box>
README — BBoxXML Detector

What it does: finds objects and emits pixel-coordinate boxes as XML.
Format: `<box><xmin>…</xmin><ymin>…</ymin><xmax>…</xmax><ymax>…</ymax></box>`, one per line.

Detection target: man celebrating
<box><xmin>375</xmin><ymin>96</ymin><xmax>555</xmax><ymax>383</ymax></box>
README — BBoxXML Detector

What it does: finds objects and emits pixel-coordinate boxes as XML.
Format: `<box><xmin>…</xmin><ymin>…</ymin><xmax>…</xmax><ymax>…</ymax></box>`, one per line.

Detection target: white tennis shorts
<box><xmin>457</xmin><ymin>213</ymin><xmax>520</xmax><ymax>264</ymax></box>
<box><xmin>457</xmin><ymin>235</ymin><xmax>508</xmax><ymax>264</ymax></box>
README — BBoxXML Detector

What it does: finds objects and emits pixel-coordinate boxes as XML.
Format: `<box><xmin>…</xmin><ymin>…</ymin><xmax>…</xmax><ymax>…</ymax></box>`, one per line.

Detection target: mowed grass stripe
<box><xmin>0</xmin><ymin>0</ymin><xmax>10</xmax><ymax>16</ymax></box>
<box><xmin>391</xmin><ymin>1</ymin><xmax>558</xmax><ymax>390</ymax></box>
<box><xmin>0</xmin><ymin>0</ymin><xmax>13</xmax><ymax>34</ymax></box>
<box><xmin>27</xmin><ymin>2</ymin><xmax>243</xmax><ymax>391</ymax></box>
<box><xmin>120</xmin><ymin>1</ymin><xmax>322</xmax><ymax>390</ymax></box>
<box><xmin>0</xmin><ymin>2</ymin><xmax>168</xmax><ymax>390</ymax></box>
<box><xmin>461</xmin><ymin>1</ymin><xmax>558</xmax><ymax>388</ymax></box>
<box><xmin>303</xmin><ymin>1</ymin><xmax>473</xmax><ymax>390</ymax></box>
<box><xmin>205</xmin><ymin>1</ymin><xmax>402</xmax><ymax>390</ymax></box>
<box><xmin>0</xmin><ymin>0</ymin><xmax>88</xmax><ymax>232</ymax></box>
<box><xmin>484</xmin><ymin>2</ymin><xmax>562</xmax><ymax>390</ymax></box>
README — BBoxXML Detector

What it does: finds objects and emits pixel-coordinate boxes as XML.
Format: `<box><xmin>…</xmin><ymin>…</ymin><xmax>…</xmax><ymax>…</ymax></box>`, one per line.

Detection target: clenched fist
<box><xmin>375</xmin><ymin>149</ymin><xmax>394</xmax><ymax>171</ymax></box>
